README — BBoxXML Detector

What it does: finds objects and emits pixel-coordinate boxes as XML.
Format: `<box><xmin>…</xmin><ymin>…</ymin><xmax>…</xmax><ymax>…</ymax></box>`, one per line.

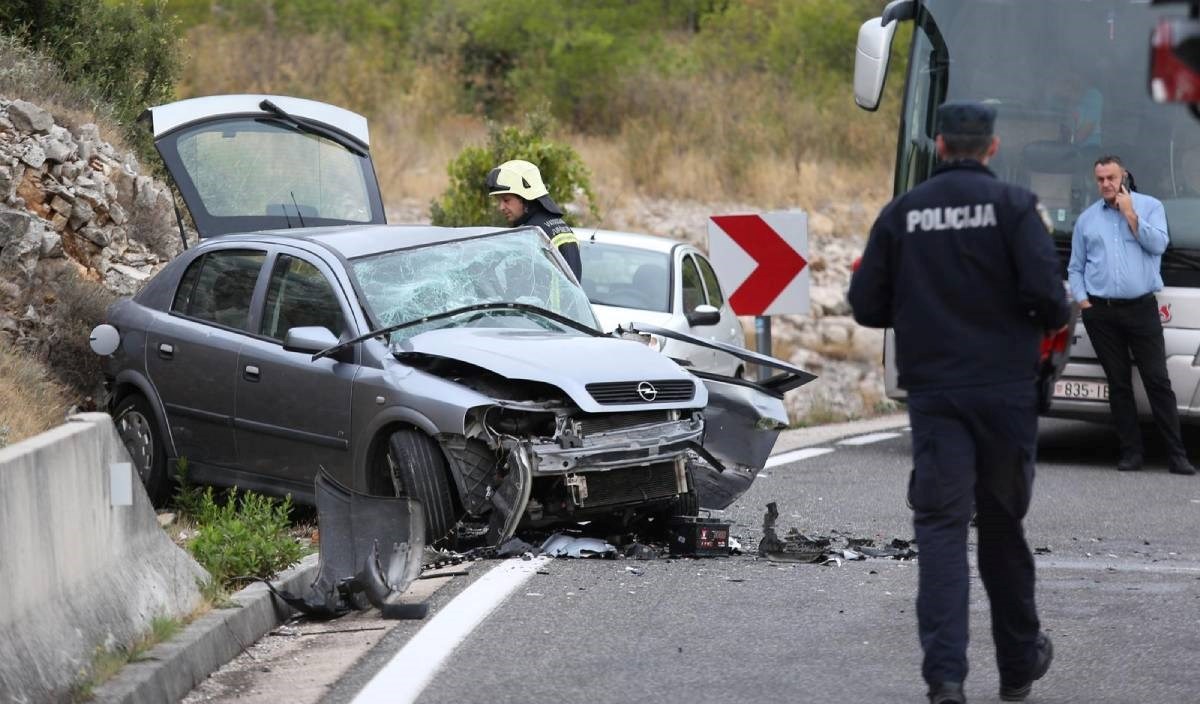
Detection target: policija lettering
<box><xmin>906</xmin><ymin>203</ymin><xmax>998</xmax><ymax>233</ymax></box>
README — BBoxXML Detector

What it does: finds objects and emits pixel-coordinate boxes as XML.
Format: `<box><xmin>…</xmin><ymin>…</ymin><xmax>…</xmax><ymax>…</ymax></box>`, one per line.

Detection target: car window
<box><xmin>171</xmin><ymin>249</ymin><xmax>265</xmax><ymax>331</ymax></box>
<box><xmin>260</xmin><ymin>254</ymin><xmax>345</xmax><ymax>340</ymax></box>
<box><xmin>695</xmin><ymin>254</ymin><xmax>725</xmax><ymax>307</ymax></box>
<box><xmin>575</xmin><ymin>243</ymin><xmax>671</xmax><ymax>312</ymax></box>
<box><xmin>681</xmin><ymin>254</ymin><xmax>705</xmax><ymax>313</ymax></box>
<box><xmin>173</xmin><ymin>118</ymin><xmax>373</xmax><ymax>223</ymax></box>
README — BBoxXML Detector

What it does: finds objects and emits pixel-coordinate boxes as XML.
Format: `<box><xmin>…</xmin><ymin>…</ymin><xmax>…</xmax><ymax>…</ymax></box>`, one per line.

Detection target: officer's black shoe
<box><xmin>1168</xmin><ymin>457</ymin><xmax>1197</xmax><ymax>475</ymax></box>
<box><xmin>1117</xmin><ymin>455</ymin><xmax>1143</xmax><ymax>472</ymax></box>
<box><xmin>999</xmin><ymin>632</ymin><xmax>1053</xmax><ymax>702</ymax></box>
<box><xmin>927</xmin><ymin>681</ymin><xmax>966</xmax><ymax>704</ymax></box>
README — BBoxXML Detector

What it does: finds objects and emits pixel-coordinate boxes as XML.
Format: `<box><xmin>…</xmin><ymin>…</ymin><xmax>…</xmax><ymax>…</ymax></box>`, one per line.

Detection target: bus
<box><xmin>854</xmin><ymin>0</ymin><xmax>1200</xmax><ymax>423</ymax></box>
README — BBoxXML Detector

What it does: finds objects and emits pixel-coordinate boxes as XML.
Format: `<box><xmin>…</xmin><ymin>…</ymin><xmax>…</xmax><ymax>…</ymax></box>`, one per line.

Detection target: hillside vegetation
<box><xmin>168</xmin><ymin>0</ymin><xmax>908</xmax><ymax>212</ymax></box>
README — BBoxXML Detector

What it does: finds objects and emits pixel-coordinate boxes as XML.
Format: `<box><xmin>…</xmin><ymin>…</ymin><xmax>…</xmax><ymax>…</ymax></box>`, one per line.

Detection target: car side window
<box><xmin>260</xmin><ymin>254</ymin><xmax>345</xmax><ymax>341</ymax></box>
<box><xmin>695</xmin><ymin>254</ymin><xmax>725</xmax><ymax>307</ymax></box>
<box><xmin>681</xmin><ymin>254</ymin><xmax>705</xmax><ymax>313</ymax></box>
<box><xmin>171</xmin><ymin>249</ymin><xmax>265</xmax><ymax>331</ymax></box>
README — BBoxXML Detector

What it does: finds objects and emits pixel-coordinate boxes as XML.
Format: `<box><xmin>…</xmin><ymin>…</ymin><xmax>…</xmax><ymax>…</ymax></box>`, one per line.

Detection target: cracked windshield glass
<box><xmin>353</xmin><ymin>229</ymin><xmax>597</xmax><ymax>340</ymax></box>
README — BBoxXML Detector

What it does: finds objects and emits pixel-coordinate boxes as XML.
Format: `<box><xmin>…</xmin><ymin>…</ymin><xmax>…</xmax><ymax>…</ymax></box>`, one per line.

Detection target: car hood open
<box><xmin>393</xmin><ymin>327</ymin><xmax>706</xmax><ymax>413</ymax></box>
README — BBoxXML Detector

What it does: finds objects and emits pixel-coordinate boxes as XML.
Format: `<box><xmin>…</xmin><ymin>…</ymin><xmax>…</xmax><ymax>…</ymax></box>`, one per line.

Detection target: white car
<box><xmin>578</xmin><ymin>229</ymin><xmax>747</xmax><ymax>376</ymax></box>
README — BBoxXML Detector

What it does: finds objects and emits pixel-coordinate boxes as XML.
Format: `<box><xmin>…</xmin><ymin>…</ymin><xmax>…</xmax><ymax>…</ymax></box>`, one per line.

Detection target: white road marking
<box><xmin>352</xmin><ymin>556</ymin><xmax>551</xmax><ymax>704</ymax></box>
<box><xmin>837</xmin><ymin>431</ymin><xmax>902</xmax><ymax>446</ymax></box>
<box><xmin>765</xmin><ymin>447</ymin><xmax>834</xmax><ymax>468</ymax></box>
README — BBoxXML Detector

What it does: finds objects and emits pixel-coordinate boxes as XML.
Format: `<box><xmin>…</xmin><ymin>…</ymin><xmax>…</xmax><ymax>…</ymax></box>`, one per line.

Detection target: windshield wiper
<box><xmin>258</xmin><ymin>99</ymin><xmax>367</xmax><ymax>157</ymax></box>
<box><xmin>1161</xmin><ymin>248</ymin><xmax>1200</xmax><ymax>270</ymax></box>
<box><xmin>312</xmin><ymin>302</ymin><xmax>601</xmax><ymax>361</ymax></box>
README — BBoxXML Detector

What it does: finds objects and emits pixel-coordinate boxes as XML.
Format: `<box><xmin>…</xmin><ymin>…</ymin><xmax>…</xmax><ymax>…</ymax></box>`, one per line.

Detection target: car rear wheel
<box><xmin>113</xmin><ymin>393</ymin><xmax>170</xmax><ymax>506</ymax></box>
<box><xmin>383</xmin><ymin>429</ymin><xmax>460</xmax><ymax>544</ymax></box>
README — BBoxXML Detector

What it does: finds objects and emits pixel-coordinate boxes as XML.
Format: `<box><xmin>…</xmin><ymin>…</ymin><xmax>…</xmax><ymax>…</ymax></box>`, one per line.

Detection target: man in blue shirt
<box><xmin>1068</xmin><ymin>155</ymin><xmax>1196</xmax><ymax>475</ymax></box>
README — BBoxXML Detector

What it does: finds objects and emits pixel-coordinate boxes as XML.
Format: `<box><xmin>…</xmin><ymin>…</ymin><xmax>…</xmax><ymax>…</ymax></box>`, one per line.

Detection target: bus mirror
<box><xmin>855</xmin><ymin>17</ymin><xmax>898</xmax><ymax>111</ymax></box>
<box><xmin>1150</xmin><ymin>17</ymin><xmax>1200</xmax><ymax>104</ymax></box>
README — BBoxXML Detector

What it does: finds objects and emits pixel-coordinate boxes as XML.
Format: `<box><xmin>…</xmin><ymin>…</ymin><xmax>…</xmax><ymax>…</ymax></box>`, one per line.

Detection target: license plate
<box><xmin>1053</xmin><ymin>379</ymin><xmax>1110</xmax><ymax>401</ymax></box>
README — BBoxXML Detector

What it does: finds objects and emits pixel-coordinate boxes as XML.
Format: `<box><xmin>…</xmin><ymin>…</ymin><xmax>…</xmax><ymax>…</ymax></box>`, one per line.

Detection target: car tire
<box><xmin>113</xmin><ymin>393</ymin><xmax>170</xmax><ymax>506</ymax></box>
<box><xmin>384</xmin><ymin>429</ymin><xmax>460</xmax><ymax>544</ymax></box>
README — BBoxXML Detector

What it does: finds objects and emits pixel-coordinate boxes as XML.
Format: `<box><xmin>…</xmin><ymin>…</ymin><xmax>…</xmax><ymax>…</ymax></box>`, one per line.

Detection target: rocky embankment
<box><xmin>0</xmin><ymin>99</ymin><xmax>180</xmax><ymax>338</ymax></box>
<box><xmin>0</xmin><ymin>95</ymin><xmax>887</xmax><ymax>424</ymax></box>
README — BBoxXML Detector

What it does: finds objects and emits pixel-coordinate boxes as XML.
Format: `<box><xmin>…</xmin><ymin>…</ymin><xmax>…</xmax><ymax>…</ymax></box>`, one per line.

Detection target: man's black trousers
<box><xmin>1080</xmin><ymin>296</ymin><xmax>1185</xmax><ymax>461</ymax></box>
<box><xmin>907</xmin><ymin>380</ymin><xmax>1041</xmax><ymax>689</ymax></box>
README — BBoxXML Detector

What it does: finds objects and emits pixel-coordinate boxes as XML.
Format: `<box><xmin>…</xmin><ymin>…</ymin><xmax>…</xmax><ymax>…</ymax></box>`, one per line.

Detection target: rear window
<box><xmin>171</xmin><ymin>249</ymin><xmax>266</xmax><ymax>331</ymax></box>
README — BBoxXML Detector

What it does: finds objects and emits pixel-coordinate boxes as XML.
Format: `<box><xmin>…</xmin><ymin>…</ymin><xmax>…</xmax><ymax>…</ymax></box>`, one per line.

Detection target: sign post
<box><xmin>707</xmin><ymin>212</ymin><xmax>809</xmax><ymax>379</ymax></box>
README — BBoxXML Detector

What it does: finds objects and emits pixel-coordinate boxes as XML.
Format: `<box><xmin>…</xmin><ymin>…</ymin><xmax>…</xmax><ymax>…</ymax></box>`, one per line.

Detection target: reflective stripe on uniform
<box><xmin>551</xmin><ymin>232</ymin><xmax>578</xmax><ymax>248</ymax></box>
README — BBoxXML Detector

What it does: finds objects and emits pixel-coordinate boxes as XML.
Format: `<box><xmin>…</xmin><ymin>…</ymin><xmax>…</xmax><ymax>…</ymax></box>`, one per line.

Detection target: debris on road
<box><xmin>541</xmin><ymin>533</ymin><xmax>617</xmax><ymax>558</ymax></box>
<box><xmin>757</xmin><ymin>502</ymin><xmax>917</xmax><ymax>564</ymax></box>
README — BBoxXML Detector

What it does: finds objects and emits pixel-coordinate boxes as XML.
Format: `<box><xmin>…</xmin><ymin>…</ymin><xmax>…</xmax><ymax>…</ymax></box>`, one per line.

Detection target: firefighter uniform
<box><xmin>486</xmin><ymin>159</ymin><xmax>583</xmax><ymax>282</ymax></box>
<box><xmin>848</xmin><ymin>101</ymin><xmax>1068</xmax><ymax>703</ymax></box>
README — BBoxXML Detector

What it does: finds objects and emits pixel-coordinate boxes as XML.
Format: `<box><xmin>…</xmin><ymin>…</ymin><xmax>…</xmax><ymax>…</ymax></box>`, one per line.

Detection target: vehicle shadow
<box><xmin>1038</xmin><ymin>417</ymin><xmax>1200</xmax><ymax>470</ymax></box>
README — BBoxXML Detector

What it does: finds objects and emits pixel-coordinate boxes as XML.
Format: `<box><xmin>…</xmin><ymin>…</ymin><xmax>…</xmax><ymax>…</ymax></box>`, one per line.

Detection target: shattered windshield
<box><xmin>352</xmin><ymin>229</ymin><xmax>598</xmax><ymax>339</ymax></box>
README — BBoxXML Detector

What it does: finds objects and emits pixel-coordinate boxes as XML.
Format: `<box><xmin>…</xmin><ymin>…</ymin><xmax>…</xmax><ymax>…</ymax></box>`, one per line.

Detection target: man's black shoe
<box><xmin>1000</xmin><ymin>632</ymin><xmax>1053</xmax><ymax>702</ymax></box>
<box><xmin>1168</xmin><ymin>458</ymin><xmax>1197</xmax><ymax>475</ymax></box>
<box><xmin>927</xmin><ymin>681</ymin><xmax>966</xmax><ymax>704</ymax></box>
<box><xmin>1117</xmin><ymin>455</ymin><xmax>1143</xmax><ymax>472</ymax></box>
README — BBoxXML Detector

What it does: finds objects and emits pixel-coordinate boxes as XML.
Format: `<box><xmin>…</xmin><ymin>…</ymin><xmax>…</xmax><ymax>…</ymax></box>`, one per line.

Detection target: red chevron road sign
<box><xmin>706</xmin><ymin>212</ymin><xmax>809</xmax><ymax>316</ymax></box>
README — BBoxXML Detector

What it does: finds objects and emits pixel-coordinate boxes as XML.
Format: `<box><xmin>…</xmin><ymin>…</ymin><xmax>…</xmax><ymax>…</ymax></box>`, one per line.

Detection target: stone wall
<box><xmin>0</xmin><ymin>98</ymin><xmax>183</xmax><ymax>338</ymax></box>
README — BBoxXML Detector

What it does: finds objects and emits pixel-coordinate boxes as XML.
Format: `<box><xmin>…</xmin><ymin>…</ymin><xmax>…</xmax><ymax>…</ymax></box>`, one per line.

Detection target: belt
<box><xmin>1087</xmin><ymin>293</ymin><xmax>1154</xmax><ymax>307</ymax></box>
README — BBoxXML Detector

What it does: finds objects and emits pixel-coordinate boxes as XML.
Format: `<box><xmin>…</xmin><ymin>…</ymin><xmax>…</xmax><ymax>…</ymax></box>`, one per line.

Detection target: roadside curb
<box><xmin>92</xmin><ymin>553</ymin><xmax>319</xmax><ymax>704</ymax></box>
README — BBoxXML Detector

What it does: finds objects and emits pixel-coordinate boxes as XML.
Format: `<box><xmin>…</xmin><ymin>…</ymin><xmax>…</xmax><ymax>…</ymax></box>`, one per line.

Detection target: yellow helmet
<box><xmin>486</xmin><ymin>159</ymin><xmax>563</xmax><ymax>215</ymax></box>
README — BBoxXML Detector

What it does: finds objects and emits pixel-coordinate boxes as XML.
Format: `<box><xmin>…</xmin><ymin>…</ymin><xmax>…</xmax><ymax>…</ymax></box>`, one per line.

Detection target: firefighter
<box><xmin>486</xmin><ymin>159</ymin><xmax>582</xmax><ymax>282</ymax></box>
<box><xmin>848</xmin><ymin>100</ymin><xmax>1068</xmax><ymax>704</ymax></box>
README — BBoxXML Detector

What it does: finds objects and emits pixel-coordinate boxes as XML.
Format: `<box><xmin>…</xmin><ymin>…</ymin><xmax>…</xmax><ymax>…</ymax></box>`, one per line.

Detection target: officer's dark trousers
<box><xmin>907</xmin><ymin>379</ymin><xmax>1040</xmax><ymax>688</ymax></box>
<box><xmin>1081</xmin><ymin>297</ymin><xmax>1186</xmax><ymax>461</ymax></box>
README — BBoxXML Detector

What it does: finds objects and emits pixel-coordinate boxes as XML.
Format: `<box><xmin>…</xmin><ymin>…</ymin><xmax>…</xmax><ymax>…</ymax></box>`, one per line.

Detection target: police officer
<box><xmin>486</xmin><ymin>159</ymin><xmax>582</xmax><ymax>281</ymax></box>
<box><xmin>849</xmin><ymin>101</ymin><xmax>1066</xmax><ymax>704</ymax></box>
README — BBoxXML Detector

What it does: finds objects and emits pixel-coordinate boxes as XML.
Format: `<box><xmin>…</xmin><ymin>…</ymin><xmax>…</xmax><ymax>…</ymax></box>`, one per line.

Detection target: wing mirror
<box><xmin>284</xmin><ymin>326</ymin><xmax>340</xmax><ymax>354</ymax></box>
<box><xmin>686</xmin><ymin>304</ymin><xmax>721</xmax><ymax>327</ymax></box>
<box><xmin>853</xmin><ymin>1</ymin><xmax>913</xmax><ymax>110</ymax></box>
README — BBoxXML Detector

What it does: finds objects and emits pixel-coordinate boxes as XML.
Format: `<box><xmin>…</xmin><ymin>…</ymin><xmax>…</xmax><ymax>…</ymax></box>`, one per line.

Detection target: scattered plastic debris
<box><xmin>541</xmin><ymin>533</ymin><xmax>617</xmax><ymax>558</ymax></box>
<box><xmin>757</xmin><ymin>502</ymin><xmax>917</xmax><ymax>565</ymax></box>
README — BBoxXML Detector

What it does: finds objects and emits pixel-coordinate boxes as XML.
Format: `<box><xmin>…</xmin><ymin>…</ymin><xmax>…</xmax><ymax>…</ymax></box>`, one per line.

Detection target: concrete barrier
<box><xmin>0</xmin><ymin>413</ymin><xmax>207</xmax><ymax>703</ymax></box>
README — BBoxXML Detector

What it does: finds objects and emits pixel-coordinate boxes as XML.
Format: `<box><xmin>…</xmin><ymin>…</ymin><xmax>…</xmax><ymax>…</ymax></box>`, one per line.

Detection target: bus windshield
<box><xmin>900</xmin><ymin>0</ymin><xmax>1200</xmax><ymax>275</ymax></box>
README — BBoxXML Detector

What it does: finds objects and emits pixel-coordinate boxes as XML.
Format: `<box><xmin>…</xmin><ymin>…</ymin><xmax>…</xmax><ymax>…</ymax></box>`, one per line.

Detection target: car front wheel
<box><xmin>113</xmin><ymin>393</ymin><xmax>170</xmax><ymax>506</ymax></box>
<box><xmin>382</xmin><ymin>429</ymin><xmax>460</xmax><ymax>544</ymax></box>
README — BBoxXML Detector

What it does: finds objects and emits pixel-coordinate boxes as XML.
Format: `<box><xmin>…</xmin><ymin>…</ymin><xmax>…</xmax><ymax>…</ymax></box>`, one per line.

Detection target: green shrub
<box><xmin>430</xmin><ymin>111</ymin><xmax>598</xmax><ymax>227</ymax></box>
<box><xmin>186</xmin><ymin>486</ymin><xmax>304</xmax><ymax>589</ymax></box>
<box><xmin>1</xmin><ymin>0</ymin><xmax>181</xmax><ymax>155</ymax></box>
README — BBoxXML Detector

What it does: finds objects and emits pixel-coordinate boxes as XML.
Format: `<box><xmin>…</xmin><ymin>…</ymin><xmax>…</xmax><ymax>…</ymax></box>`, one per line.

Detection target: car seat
<box><xmin>210</xmin><ymin>268</ymin><xmax>253</xmax><ymax>329</ymax></box>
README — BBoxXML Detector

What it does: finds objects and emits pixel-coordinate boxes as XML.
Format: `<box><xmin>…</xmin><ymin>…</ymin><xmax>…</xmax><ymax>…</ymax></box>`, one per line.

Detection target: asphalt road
<box><xmin>323</xmin><ymin>418</ymin><xmax>1200</xmax><ymax>704</ymax></box>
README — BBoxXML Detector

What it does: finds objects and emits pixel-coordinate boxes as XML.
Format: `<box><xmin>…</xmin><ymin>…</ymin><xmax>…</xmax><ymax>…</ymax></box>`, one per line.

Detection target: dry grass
<box><xmin>176</xmin><ymin>25</ymin><xmax>896</xmax><ymax>220</ymax></box>
<box><xmin>0</xmin><ymin>347</ymin><xmax>72</xmax><ymax>448</ymax></box>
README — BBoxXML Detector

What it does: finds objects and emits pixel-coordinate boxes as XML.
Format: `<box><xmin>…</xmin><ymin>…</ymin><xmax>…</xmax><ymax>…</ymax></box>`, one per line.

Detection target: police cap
<box><xmin>936</xmin><ymin>100</ymin><xmax>996</xmax><ymax>137</ymax></box>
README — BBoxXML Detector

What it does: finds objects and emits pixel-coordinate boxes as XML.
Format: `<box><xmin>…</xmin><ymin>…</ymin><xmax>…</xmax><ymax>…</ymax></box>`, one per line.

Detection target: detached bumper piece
<box><xmin>265</xmin><ymin>471</ymin><xmax>428</xmax><ymax>620</ymax></box>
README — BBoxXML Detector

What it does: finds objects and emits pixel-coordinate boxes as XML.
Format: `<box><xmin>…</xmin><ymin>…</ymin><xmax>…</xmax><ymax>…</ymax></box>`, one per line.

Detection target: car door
<box><xmin>234</xmin><ymin>250</ymin><xmax>357</xmax><ymax>488</ymax></box>
<box><xmin>146</xmin><ymin>248</ymin><xmax>266</xmax><ymax>468</ymax></box>
<box><xmin>678</xmin><ymin>252</ymin><xmax>718</xmax><ymax>370</ymax></box>
<box><xmin>694</xmin><ymin>252</ymin><xmax>745</xmax><ymax>376</ymax></box>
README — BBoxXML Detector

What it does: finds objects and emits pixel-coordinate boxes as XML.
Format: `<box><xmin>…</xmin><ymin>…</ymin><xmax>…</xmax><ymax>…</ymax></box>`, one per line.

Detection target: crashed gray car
<box><xmin>90</xmin><ymin>95</ymin><xmax>814</xmax><ymax>544</ymax></box>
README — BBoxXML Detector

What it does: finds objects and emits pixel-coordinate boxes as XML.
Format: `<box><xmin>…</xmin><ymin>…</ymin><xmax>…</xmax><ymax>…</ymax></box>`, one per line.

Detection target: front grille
<box><xmin>575</xmin><ymin>411</ymin><xmax>673</xmax><ymax>435</ymax></box>
<box><xmin>580</xmin><ymin>461</ymin><xmax>679</xmax><ymax>507</ymax></box>
<box><xmin>586</xmin><ymin>380</ymin><xmax>694</xmax><ymax>405</ymax></box>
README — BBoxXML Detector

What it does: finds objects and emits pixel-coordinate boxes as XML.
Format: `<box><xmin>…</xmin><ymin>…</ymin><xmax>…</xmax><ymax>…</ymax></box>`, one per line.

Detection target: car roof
<box><xmin>193</xmin><ymin>224</ymin><xmax>512</xmax><ymax>260</ymax></box>
<box><xmin>579</xmin><ymin>229</ymin><xmax>688</xmax><ymax>255</ymax></box>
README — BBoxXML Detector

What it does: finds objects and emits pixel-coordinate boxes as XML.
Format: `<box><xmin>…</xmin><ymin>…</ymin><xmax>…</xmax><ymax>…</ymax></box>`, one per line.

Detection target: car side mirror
<box><xmin>686</xmin><ymin>304</ymin><xmax>721</xmax><ymax>327</ymax></box>
<box><xmin>284</xmin><ymin>326</ymin><xmax>340</xmax><ymax>354</ymax></box>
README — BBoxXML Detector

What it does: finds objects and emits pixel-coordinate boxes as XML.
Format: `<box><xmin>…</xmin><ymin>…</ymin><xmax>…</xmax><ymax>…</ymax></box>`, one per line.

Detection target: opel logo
<box><xmin>637</xmin><ymin>381</ymin><xmax>658</xmax><ymax>401</ymax></box>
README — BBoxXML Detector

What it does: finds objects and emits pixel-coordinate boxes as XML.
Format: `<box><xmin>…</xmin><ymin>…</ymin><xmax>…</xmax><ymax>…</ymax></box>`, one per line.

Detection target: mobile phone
<box><xmin>1121</xmin><ymin>173</ymin><xmax>1131</xmax><ymax>193</ymax></box>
